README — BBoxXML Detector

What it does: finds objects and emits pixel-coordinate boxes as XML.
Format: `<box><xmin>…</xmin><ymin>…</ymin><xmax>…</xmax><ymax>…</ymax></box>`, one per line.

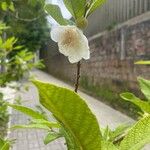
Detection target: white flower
<box><xmin>50</xmin><ymin>25</ymin><xmax>90</xmax><ymax>63</ymax></box>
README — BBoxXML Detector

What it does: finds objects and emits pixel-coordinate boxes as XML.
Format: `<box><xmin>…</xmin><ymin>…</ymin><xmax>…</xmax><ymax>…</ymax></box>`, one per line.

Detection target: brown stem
<box><xmin>74</xmin><ymin>61</ymin><xmax>81</xmax><ymax>93</ymax></box>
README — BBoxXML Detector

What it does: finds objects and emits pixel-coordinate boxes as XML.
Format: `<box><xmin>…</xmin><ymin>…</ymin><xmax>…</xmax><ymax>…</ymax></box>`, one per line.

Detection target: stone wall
<box><xmin>40</xmin><ymin>12</ymin><xmax>150</xmax><ymax>117</ymax></box>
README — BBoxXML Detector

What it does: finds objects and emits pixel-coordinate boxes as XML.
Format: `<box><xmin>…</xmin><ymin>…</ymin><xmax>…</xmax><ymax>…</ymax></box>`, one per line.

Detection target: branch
<box><xmin>74</xmin><ymin>61</ymin><xmax>81</xmax><ymax>93</ymax></box>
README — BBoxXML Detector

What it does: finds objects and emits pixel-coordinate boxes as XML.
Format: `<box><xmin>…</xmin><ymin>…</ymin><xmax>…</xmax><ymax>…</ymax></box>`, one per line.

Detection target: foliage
<box><xmin>7</xmin><ymin>49</ymin><xmax>44</xmax><ymax>82</ymax></box>
<box><xmin>45</xmin><ymin>0</ymin><xmax>106</xmax><ymax>28</ymax></box>
<box><xmin>1</xmin><ymin>0</ymin><xmax>49</xmax><ymax>52</ymax></box>
<box><xmin>0</xmin><ymin>0</ymin><xmax>14</xmax><ymax>12</ymax></box>
<box><xmin>8</xmin><ymin>79</ymin><xmax>150</xmax><ymax>150</ymax></box>
<box><xmin>33</xmin><ymin>80</ymin><xmax>102</xmax><ymax>149</ymax></box>
<box><xmin>0</xmin><ymin>21</ymin><xmax>44</xmax><ymax>86</ymax></box>
<box><xmin>121</xmin><ymin>77</ymin><xmax>150</xmax><ymax>115</ymax></box>
<box><xmin>63</xmin><ymin>0</ymin><xmax>86</xmax><ymax>19</ymax></box>
<box><xmin>45</xmin><ymin>4</ymin><xmax>68</xmax><ymax>25</ymax></box>
<box><xmin>0</xmin><ymin>30</ymin><xmax>44</xmax><ymax>86</ymax></box>
<box><xmin>119</xmin><ymin>115</ymin><xmax>150</xmax><ymax>150</ymax></box>
<box><xmin>85</xmin><ymin>0</ymin><xmax>106</xmax><ymax>17</ymax></box>
<box><xmin>101</xmin><ymin>124</ymin><xmax>130</xmax><ymax>145</ymax></box>
<box><xmin>0</xmin><ymin>138</ymin><xmax>10</xmax><ymax>150</ymax></box>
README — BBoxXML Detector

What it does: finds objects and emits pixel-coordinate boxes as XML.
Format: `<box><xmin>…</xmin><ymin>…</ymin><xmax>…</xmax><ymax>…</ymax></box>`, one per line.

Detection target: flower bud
<box><xmin>76</xmin><ymin>17</ymin><xmax>88</xmax><ymax>29</ymax></box>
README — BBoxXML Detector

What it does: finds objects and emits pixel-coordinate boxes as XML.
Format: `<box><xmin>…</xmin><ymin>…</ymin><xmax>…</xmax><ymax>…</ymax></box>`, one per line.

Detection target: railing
<box><xmin>86</xmin><ymin>0</ymin><xmax>150</xmax><ymax>36</ymax></box>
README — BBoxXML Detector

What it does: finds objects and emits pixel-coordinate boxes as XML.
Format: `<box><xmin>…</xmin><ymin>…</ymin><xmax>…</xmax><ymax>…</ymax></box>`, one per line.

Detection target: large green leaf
<box><xmin>86</xmin><ymin>0</ymin><xmax>106</xmax><ymax>17</ymax></box>
<box><xmin>120</xmin><ymin>115</ymin><xmax>150</xmax><ymax>150</ymax></box>
<box><xmin>7</xmin><ymin>104</ymin><xmax>46</xmax><ymax>120</ymax></box>
<box><xmin>120</xmin><ymin>92</ymin><xmax>150</xmax><ymax>114</ymax></box>
<box><xmin>138</xmin><ymin>77</ymin><xmax>150</xmax><ymax>101</ymax></box>
<box><xmin>32</xmin><ymin>80</ymin><xmax>102</xmax><ymax>150</ymax></box>
<box><xmin>45</xmin><ymin>4</ymin><xmax>68</xmax><ymax>25</ymax></box>
<box><xmin>63</xmin><ymin>0</ymin><xmax>86</xmax><ymax>19</ymax></box>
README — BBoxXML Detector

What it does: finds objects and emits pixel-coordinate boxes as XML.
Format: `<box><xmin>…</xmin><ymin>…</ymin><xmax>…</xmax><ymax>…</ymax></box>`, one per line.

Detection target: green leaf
<box><xmin>109</xmin><ymin>124</ymin><xmax>130</xmax><ymax>142</ymax></box>
<box><xmin>45</xmin><ymin>4</ymin><xmax>68</xmax><ymax>25</ymax></box>
<box><xmin>102</xmin><ymin>126</ymin><xmax>111</xmax><ymax>141</ymax></box>
<box><xmin>0</xmin><ymin>23</ymin><xmax>9</xmax><ymax>31</ymax></box>
<box><xmin>86</xmin><ymin>0</ymin><xmax>106</xmax><ymax>17</ymax></box>
<box><xmin>1</xmin><ymin>2</ymin><xmax>8</xmax><ymax>11</ymax></box>
<box><xmin>138</xmin><ymin>77</ymin><xmax>150</xmax><ymax>101</ymax></box>
<box><xmin>11</xmin><ymin>124</ymin><xmax>50</xmax><ymax>130</ymax></box>
<box><xmin>0</xmin><ymin>138</ymin><xmax>5</xmax><ymax>149</ymax></box>
<box><xmin>135</xmin><ymin>60</ymin><xmax>150</xmax><ymax>65</ymax></box>
<box><xmin>1</xmin><ymin>143</ymin><xmax>10</xmax><ymax>150</ymax></box>
<box><xmin>101</xmin><ymin>140</ymin><xmax>118</xmax><ymax>150</ymax></box>
<box><xmin>9</xmin><ymin>2</ymin><xmax>15</xmax><ymax>12</ymax></box>
<box><xmin>0</xmin><ymin>138</ymin><xmax>10</xmax><ymax>150</ymax></box>
<box><xmin>30</xmin><ymin>119</ymin><xmax>60</xmax><ymax>128</ymax></box>
<box><xmin>120</xmin><ymin>92</ymin><xmax>150</xmax><ymax>114</ymax></box>
<box><xmin>32</xmin><ymin>80</ymin><xmax>102</xmax><ymax>150</ymax></box>
<box><xmin>44</xmin><ymin>132</ymin><xmax>61</xmax><ymax>145</ymax></box>
<box><xmin>7</xmin><ymin>104</ymin><xmax>47</xmax><ymax>120</ymax></box>
<box><xmin>120</xmin><ymin>115</ymin><xmax>150</xmax><ymax>150</ymax></box>
<box><xmin>63</xmin><ymin>0</ymin><xmax>86</xmax><ymax>19</ymax></box>
<box><xmin>2</xmin><ymin>37</ymin><xmax>17</xmax><ymax>51</ymax></box>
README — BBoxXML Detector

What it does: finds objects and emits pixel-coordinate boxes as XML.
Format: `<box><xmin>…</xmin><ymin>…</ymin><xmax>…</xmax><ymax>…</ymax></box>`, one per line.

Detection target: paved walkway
<box><xmin>9</xmin><ymin>70</ymin><xmax>135</xmax><ymax>150</ymax></box>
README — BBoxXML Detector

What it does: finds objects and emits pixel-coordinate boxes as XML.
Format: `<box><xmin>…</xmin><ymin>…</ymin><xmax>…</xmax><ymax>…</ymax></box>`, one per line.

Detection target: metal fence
<box><xmin>86</xmin><ymin>0</ymin><xmax>150</xmax><ymax>36</ymax></box>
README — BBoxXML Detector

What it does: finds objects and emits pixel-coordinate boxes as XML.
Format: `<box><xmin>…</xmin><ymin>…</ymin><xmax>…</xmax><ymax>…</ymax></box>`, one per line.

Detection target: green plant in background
<box><xmin>0</xmin><ymin>30</ymin><xmax>44</xmax><ymax>86</ymax></box>
<box><xmin>0</xmin><ymin>22</ymin><xmax>44</xmax><ymax>87</ymax></box>
<box><xmin>7</xmin><ymin>49</ymin><xmax>44</xmax><ymax>82</ymax></box>
<box><xmin>0</xmin><ymin>0</ymin><xmax>15</xmax><ymax>12</ymax></box>
<box><xmin>121</xmin><ymin>77</ymin><xmax>150</xmax><ymax>116</ymax></box>
<box><xmin>0</xmin><ymin>1</ymin><xmax>45</xmax><ymax>147</ymax></box>
<box><xmin>1</xmin><ymin>0</ymin><xmax>49</xmax><ymax>52</ymax></box>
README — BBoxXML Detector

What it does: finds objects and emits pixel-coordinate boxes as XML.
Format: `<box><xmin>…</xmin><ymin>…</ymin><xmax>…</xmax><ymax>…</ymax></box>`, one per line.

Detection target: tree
<box><xmin>1</xmin><ymin>0</ymin><xmax>50</xmax><ymax>52</ymax></box>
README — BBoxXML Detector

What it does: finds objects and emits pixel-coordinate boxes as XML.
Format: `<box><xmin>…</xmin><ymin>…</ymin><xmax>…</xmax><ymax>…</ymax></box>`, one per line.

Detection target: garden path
<box><xmin>9</xmin><ymin>69</ymin><xmax>135</xmax><ymax>150</ymax></box>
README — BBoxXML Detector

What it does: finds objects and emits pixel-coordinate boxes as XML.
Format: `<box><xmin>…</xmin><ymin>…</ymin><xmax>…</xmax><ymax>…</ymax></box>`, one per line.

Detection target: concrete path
<box><xmin>9</xmin><ymin>69</ymin><xmax>135</xmax><ymax>150</ymax></box>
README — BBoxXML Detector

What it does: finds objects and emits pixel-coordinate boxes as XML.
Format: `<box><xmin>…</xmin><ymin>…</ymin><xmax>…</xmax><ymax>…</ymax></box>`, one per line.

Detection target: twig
<box><xmin>74</xmin><ymin>61</ymin><xmax>81</xmax><ymax>93</ymax></box>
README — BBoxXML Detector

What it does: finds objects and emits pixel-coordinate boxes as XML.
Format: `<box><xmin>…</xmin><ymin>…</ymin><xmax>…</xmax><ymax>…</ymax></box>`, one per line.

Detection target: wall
<box><xmin>86</xmin><ymin>0</ymin><xmax>150</xmax><ymax>36</ymax></box>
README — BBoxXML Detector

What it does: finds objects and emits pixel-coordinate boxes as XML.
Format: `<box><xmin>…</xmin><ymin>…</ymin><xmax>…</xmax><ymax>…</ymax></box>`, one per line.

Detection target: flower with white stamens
<box><xmin>50</xmin><ymin>25</ymin><xmax>90</xmax><ymax>63</ymax></box>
